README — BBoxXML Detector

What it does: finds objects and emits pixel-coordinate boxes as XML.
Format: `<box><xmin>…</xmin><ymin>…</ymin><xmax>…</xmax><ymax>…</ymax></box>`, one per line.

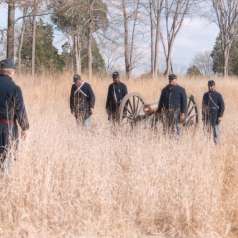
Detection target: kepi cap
<box><xmin>168</xmin><ymin>74</ymin><xmax>177</xmax><ymax>81</ymax></box>
<box><xmin>73</xmin><ymin>74</ymin><xmax>81</xmax><ymax>82</ymax></box>
<box><xmin>112</xmin><ymin>71</ymin><xmax>119</xmax><ymax>79</ymax></box>
<box><xmin>208</xmin><ymin>80</ymin><xmax>215</xmax><ymax>87</ymax></box>
<box><xmin>0</xmin><ymin>58</ymin><xmax>16</xmax><ymax>69</ymax></box>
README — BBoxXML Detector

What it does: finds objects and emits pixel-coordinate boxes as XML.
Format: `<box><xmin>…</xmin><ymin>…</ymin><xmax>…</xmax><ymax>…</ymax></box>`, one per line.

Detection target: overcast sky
<box><xmin>0</xmin><ymin>3</ymin><xmax>219</xmax><ymax>75</ymax></box>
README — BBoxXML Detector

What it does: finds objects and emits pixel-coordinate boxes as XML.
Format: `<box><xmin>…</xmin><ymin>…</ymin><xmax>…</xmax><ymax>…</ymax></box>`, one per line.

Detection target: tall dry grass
<box><xmin>0</xmin><ymin>73</ymin><xmax>237</xmax><ymax>238</ymax></box>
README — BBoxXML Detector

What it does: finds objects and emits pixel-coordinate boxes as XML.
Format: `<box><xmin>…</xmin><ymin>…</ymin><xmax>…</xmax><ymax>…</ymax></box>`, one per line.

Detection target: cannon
<box><xmin>118</xmin><ymin>92</ymin><xmax>199</xmax><ymax>132</ymax></box>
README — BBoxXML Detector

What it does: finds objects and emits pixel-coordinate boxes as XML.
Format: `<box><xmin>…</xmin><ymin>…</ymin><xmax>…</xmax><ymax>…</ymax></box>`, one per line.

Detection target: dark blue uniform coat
<box><xmin>158</xmin><ymin>84</ymin><xmax>187</xmax><ymax>114</ymax></box>
<box><xmin>0</xmin><ymin>74</ymin><xmax>29</xmax><ymax>158</ymax></box>
<box><xmin>106</xmin><ymin>82</ymin><xmax>128</xmax><ymax>120</ymax></box>
<box><xmin>157</xmin><ymin>84</ymin><xmax>187</xmax><ymax>134</ymax></box>
<box><xmin>70</xmin><ymin>82</ymin><xmax>95</xmax><ymax>121</ymax></box>
<box><xmin>202</xmin><ymin>91</ymin><xmax>225</xmax><ymax>126</ymax></box>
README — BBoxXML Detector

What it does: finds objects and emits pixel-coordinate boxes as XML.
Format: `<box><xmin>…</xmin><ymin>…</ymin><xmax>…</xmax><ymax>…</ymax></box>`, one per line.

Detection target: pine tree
<box><xmin>20</xmin><ymin>19</ymin><xmax>65</xmax><ymax>72</ymax></box>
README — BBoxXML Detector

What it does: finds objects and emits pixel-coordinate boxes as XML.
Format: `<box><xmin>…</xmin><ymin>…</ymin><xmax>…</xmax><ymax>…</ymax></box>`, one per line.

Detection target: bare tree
<box><xmin>73</xmin><ymin>34</ymin><xmax>82</xmax><ymax>74</ymax></box>
<box><xmin>88</xmin><ymin>1</ymin><xmax>94</xmax><ymax>80</ymax></box>
<box><xmin>7</xmin><ymin>0</ymin><xmax>15</xmax><ymax>59</ymax></box>
<box><xmin>31</xmin><ymin>0</ymin><xmax>38</xmax><ymax>77</ymax></box>
<box><xmin>52</xmin><ymin>0</ymin><xmax>107</xmax><ymax>76</ymax></box>
<box><xmin>121</xmin><ymin>0</ymin><xmax>141</xmax><ymax>79</ymax></box>
<box><xmin>149</xmin><ymin>0</ymin><xmax>154</xmax><ymax>76</ymax></box>
<box><xmin>149</xmin><ymin>0</ymin><xmax>164</xmax><ymax>78</ymax></box>
<box><xmin>211</xmin><ymin>0</ymin><xmax>238</xmax><ymax>77</ymax></box>
<box><xmin>192</xmin><ymin>51</ymin><xmax>213</xmax><ymax>76</ymax></box>
<box><xmin>161</xmin><ymin>0</ymin><xmax>196</xmax><ymax>76</ymax></box>
<box><xmin>18</xmin><ymin>6</ymin><xmax>28</xmax><ymax>72</ymax></box>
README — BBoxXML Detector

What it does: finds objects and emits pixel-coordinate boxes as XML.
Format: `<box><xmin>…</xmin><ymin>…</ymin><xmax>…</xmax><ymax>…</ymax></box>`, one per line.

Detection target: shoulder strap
<box><xmin>74</xmin><ymin>82</ymin><xmax>88</xmax><ymax>98</ymax></box>
<box><xmin>208</xmin><ymin>93</ymin><xmax>219</xmax><ymax>110</ymax></box>
<box><xmin>113</xmin><ymin>85</ymin><xmax>118</xmax><ymax>103</ymax></box>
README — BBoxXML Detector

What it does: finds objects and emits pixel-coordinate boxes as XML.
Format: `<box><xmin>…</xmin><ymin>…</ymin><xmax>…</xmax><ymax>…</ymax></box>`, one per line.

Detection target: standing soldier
<box><xmin>202</xmin><ymin>80</ymin><xmax>225</xmax><ymax>144</ymax></box>
<box><xmin>106</xmin><ymin>71</ymin><xmax>128</xmax><ymax>122</ymax></box>
<box><xmin>157</xmin><ymin>74</ymin><xmax>187</xmax><ymax>135</ymax></box>
<box><xmin>0</xmin><ymin>59</ymin><xmax>29</xmax><ymax>172</ymax></box>
<box><xmin>70</xmin><ymin>74</ymin><xmax>95</xmax><ymax>128</ymax></box>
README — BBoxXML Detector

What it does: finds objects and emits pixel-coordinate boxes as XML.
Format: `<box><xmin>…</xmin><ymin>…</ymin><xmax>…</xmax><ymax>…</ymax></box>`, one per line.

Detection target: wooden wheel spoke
<box><xmin>126</xmin><ymin>113</ymin><xmax>134</xmax><ymax>120</ymax></box>
<box><xmin>187</xmin><ymin>105</ymin><xmax>195</xmax><ymax>117</ymax></box>
<box><xmin>138</xmin><ymin>103</ymin><xmax>145</xmax><ymax>114</ymax></box>
<box><xmin>126</xmin><ymin>107</ymin><xmax>134</xmax><ymax>117</ymax></box>
<box><xmin>187</xmin><ymin>99</ymin><xmax>192</xmax><ymax>111</ymax></box>
<box><xmin>125</xmin><ymin>102</ymin><xmax>133</xmax><ymax>115</ymax></box>
<box><xmin>128</xmin><ymin>100</ymin><xmax>134</xmax><ymax>114</ymax></box>
<box><xmin>183</xmin><ymin>95</ymin><xmax>199</xmax><ymax>132</ymax></box>
<box><xmin>133</xmin><ymin>96</ymin><xmax>136</xmax><ymax>113</ymax></box>
<box><xmin>186</xmin><ymin>114</ymin><xmax>196</xmax><ymax>123</ymax></box>
<box><xmin>135</xmin><ymin>97</ymin><xmax>140</xmax><ymax>114</ymax></box>
<box><xmin>119</xmin><ymin>92</ymin><xmax>146</xmax><ymax>126</ymax></box>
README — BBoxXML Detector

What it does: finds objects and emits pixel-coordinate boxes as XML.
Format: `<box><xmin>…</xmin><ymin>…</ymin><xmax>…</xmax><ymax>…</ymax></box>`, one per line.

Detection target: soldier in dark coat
<box><xmin>202</xmin><ymin>80</ymin><xmax>225</xmax><ymax>144</ymax></box>
<box><xmin>157</xmin><ymin>74</ymin><xmax>187</xmax><ymax>135</ymax></box>
<box><xmin>0</xmin><ymin>59</ymin><xmax>29</xmax><ymax>171</ymax></box>
<box><xmin>70</xmin><ymin>74</ymin><xmax>95</xmax><ymax>128</ymax></box>
<box><xmin>106</xmin><ymin>72</ymin><xmax>128</xmax><ymax>122</ymax></box>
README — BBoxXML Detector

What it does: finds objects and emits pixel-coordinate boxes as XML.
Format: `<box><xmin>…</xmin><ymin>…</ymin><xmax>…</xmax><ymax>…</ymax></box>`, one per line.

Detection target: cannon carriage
<box><xmin>118</xmin><ymin>92</ymin><xmax>199</xmax><ymax>132</ymax></box>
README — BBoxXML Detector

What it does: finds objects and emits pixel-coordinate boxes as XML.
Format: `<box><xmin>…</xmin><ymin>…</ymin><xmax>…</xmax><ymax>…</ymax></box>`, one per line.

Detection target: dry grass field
<box><xmin>0</xmin><ymin>73</ymin><xmax>237</xmax><ymax>238</ymax></box>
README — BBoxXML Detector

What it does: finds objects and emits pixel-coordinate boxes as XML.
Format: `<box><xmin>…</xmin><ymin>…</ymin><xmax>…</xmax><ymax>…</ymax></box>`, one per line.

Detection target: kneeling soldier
<box><xmin>202</xmin><ymin>80</ymin><xmax>225</xmax><ymax>144</ymax></box>
<box><xmin>157</xmin><ymin>74</ymin><xmax>187</xmax><ymax>135</ymax></box>
<box><xmin>70</xmin><ymin>74</ymin><xmax>95</xmax><ymax>128</ymax></box>
<box><xmin>0</xmin><ymin>59</ymin><xmax>29</xmax><ymax>173</ymax></box>
<box><xmin>106</xmin><ymin>71</ymin><xmax>128</xmax><ymax>122</ymax></box>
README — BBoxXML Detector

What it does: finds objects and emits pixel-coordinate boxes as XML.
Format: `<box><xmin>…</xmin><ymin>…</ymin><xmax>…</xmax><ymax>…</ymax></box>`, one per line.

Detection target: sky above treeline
<box><xmin>0</xmin><ymin>2</ymin><xmax>219</xmax><ymax>75</ymax></box>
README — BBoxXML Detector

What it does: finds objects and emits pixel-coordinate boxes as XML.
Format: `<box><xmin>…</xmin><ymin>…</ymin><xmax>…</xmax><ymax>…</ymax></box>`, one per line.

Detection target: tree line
<box><xmin>1</xmin><ymin>0</ymin><xmax>238</xmax><ymax>79</ymax></box>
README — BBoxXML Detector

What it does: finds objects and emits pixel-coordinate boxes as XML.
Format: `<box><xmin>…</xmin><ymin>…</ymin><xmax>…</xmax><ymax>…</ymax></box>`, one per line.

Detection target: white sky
<box><xmin>0</xmin><ymin>2</ymin><xmax>219</xmax><ymax>75</ymax></box>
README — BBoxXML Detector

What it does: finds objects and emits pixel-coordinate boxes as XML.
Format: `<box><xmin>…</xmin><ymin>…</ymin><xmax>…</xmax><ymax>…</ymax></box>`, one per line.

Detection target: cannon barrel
<box><xmin>119</xmin><ymin>92</ymin><xmax>199</xmax><ymax>132</ymax></box>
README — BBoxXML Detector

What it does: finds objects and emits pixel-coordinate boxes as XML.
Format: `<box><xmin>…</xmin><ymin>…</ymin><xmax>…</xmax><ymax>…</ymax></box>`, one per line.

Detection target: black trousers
<box><xmin>161</xmin><ymin>110</ymin><xmax>180</xmax><ymax>135</ymax></box>
<box><xmin>203</xmin><ymin>111</ymin><xmax>220</xmax><ymax>144</ymax></box>
<box><xmin>0</xmin><ymin>123</ymin><xmax>19</xmax><ymax>162</ymax></box>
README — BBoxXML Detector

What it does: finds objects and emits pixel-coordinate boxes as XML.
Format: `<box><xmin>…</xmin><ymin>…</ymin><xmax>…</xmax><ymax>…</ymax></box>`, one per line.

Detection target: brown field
<box><xmin>0</xmin><ymin>73</ymin><xmax>237</xmax><ymax>238</ymax></box>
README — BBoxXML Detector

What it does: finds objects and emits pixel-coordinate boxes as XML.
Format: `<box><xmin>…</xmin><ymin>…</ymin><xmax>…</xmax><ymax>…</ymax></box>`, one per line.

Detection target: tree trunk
<box><xmin>129</xmin><ymin>0</ymin><xmax>140</xmax><ymax>72</ymax></box>
<box><xmin>154</xmin><ymin>9</ymin><xmax>161</xmax><ymax>78</ymax></box>
<box><xmin>7</xmin><ymin>0</ymin><xmax>15</xmax><ymax>59</ymax></box>
<box><xmin>88</xmin><ymin>18</ymin><xmax>93</xmax><ymax>80</ymax></box>
<box><xmin>223</xmin><ymin>47</ymin><xmax>230</xmax><ymax>77</ymax></box>
<box><xmin>74</xmin><ymin>34</ymin><xmax>81</xmax><ymax>75</ymax></box>
<box><xmin>164</xmin><ymin>39</ymin><xmax>174</xmax><ymax>76</ymax></box>
<box><xmin>164</xmin><ymin>53</ymin><xmax>172</xmax><ymax>76</ymax></box>
<box><xmin>32</xmin><ymin>0</ymin><xmax>37</xmax><ymax>78</ymax></box>
<box><xmin>149</xmin><ymin>1</ymin><xmax>154</xmax><ymax>77</ymax></box>
<box><xmin>122</xmin><ymin>0</ymin><xmax>130</xmax><ymax>79</ymax></box>
<box><xmin>18</xmin><ymin>8</ymin><xmax>27</xmax><ymax>73</ymax></box>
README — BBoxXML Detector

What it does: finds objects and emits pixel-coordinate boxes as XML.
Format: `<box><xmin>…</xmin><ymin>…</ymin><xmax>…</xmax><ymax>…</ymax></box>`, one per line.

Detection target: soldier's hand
<box><xmin>218</xmin><ymin>117</ymin><xmax>222</xmax><ymax>124</ymax></box>
<box><xmin>90</xmin><ymin>108</ymin><xmax>94</xmax><ymax>114</ymax></box>
<box><xmin>21</xmin><ymin>130</ymin><xmax>27</xmax><ymax>140</ymax></box>
<box><xmin>180</xmin><ymin>113</ymin><xmax>186</xmax><ymax>123</ymax></box>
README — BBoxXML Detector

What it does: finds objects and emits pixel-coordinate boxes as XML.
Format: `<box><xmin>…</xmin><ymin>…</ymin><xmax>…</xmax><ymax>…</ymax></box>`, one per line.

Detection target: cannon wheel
<box><xmin>184</xmin><ymin>95</ymin><xmax>199</xmax><ymax>131</ymax></box>
<box><xmin>119</xmin><ymin>92</ymin><xmax>146</xmax><ymax>126</ymax></box>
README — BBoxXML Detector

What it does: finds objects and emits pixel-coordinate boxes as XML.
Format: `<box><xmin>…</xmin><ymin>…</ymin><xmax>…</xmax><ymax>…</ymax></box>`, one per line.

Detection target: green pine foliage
<box><xmin>20</xmin><ymin>19</ymin><xmax>65</xmax><ymax>72</ymax></box>
<box><xmin>52</xmin><ymin>0</ymin><xmax>108</xmax><ymax>73</ymax></box>
<box><xmin>211</xmin><ymin>34</ymin><xmax>238</xmax><ymax>76</ymax></box>
<box><xmin>80</xmin><ymin>39</ymin><xmax>106</xmax><ymax>73</ymax></box>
